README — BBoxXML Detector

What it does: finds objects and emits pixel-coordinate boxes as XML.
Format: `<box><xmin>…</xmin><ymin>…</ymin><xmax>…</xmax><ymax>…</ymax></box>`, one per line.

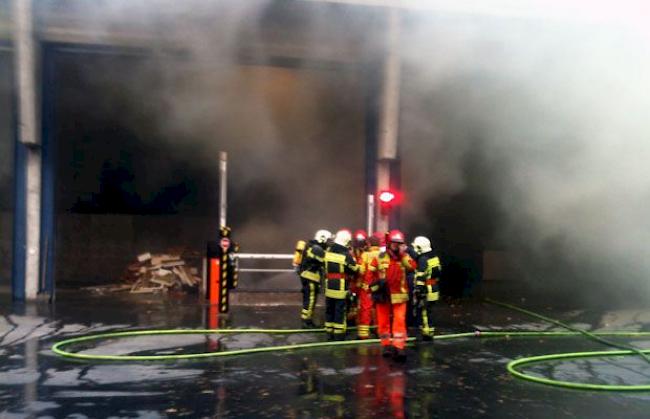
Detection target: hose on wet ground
<box><xmin>485</xmin><ymin>298</ymin><xmax>650</xmax><ymax>391</ymax></box>
<box><xmin>51</xmin><ymin>300</ymin><xmax>650</xmax><ymax>391</ymax></box>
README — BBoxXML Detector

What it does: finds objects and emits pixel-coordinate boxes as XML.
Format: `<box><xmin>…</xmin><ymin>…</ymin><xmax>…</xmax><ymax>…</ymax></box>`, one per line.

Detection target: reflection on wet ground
<box><xmin>1</xmin><ymin>291</ymin><xmax>650</xmax><ymax>418</ymax></box>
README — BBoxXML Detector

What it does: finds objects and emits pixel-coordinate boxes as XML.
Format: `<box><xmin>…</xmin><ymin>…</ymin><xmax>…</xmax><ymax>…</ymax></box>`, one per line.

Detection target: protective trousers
<box><xmin>325</xmin><ymin>278</ymin><xmax>348</xmax><ymax>338</ymax></box>
<box><xmin>357</xmin><ymin>289</ymin><xmax>374</xmax><ymax>339</ymax></box>
<box><xmin>419</xmin><ymin>283</ymin><xmax>439</xmax><ymax>337</ymax></box>
<box><xmin>419</xmin><ymin>301</ymin><xmax>435</xmax><ymax>337</ymax></box>
<box><xmin>376</xmin><ymin>301</ymin><xmax>407</xmax><ymax>350</ymax></box>
<box><xmin>405</xmin><ymin>273</ymin><xmax>416</xmax><ymax>328</ymax></box>
<box><xmin>300</xmin><ymin>279</ymin><xmax>320</xmax><ymax>321</ymax></box>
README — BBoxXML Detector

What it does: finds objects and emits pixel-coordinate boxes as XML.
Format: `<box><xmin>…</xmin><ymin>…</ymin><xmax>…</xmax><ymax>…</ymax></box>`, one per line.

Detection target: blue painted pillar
<box><xmin>11</xmin><ymin>0</ymin><xmax>49</xmax><ymax>301</ymax></box>
<box><xmin>11</xmin><ymin>120</ymin><xmax>27</xmax><ymax>301</ymax></box>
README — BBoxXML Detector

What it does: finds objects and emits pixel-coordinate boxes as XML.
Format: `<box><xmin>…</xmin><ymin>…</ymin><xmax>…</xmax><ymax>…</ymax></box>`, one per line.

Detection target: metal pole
<box><xmin>13</xmin><ymin>0</ymin><xmax>38</xmax><ymax>147</ymax></box>
<box><xmin>377</xmin><ymin>7</ymin><xmax>401</xmax><ymax>162</ymax></box>
<box><xmin>219</xmin><ymin>151</ymin><xmax>227</xmax><ymax>228</ymax></box>
<box><xmin>13</xmin><ymin>0</ymin><xmax>41</xmax><ymax>300</ymax></box>
<box><xmin>376</xmin><ymin>8</ymin><xmax>401</xmax><ymax>233</ymax></box>
<box><xmin>366</xmin><ymin>194</ymin><xmax>375</xmax><ymax>235</ymax></box>
<box><xmin>236</xmin><ymin>253</ymin><xmax>294</xmax><ymax>260</ymax></box>
<box><xmin>376</xmin><ymin>160</ymin><xmax>390</xmax><ymax>232</ymax></box>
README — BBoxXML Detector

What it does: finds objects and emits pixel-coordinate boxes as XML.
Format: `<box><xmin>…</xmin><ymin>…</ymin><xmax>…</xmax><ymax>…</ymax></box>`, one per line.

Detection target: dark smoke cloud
<box><xmin>49</xmin><ymin>0</ymin><xmax>375</xmax><ymax>253</ymax></box>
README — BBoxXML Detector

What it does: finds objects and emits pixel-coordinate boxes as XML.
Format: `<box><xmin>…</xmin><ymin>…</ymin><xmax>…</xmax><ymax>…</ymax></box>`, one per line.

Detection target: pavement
<box><xmin>1</xmin><ymin>288</ymin><xmax>650</xmax><ymax>418</ymax></box>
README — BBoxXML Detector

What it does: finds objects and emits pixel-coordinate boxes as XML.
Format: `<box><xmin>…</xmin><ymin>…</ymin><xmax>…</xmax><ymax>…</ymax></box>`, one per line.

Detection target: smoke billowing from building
<box><xmin>52</xmin><ymin>0</ymin><xmax>372</xmax><ymax>255</ymax></box>
<box><xmin>400</xmin><ymin>10</ymin><xmax>650</xmax><ymax>301</ymax></box>
<box><xmin>43</xmin><ymin>1</ymin><xmax>650</xmax><ymax>299</ymax></box>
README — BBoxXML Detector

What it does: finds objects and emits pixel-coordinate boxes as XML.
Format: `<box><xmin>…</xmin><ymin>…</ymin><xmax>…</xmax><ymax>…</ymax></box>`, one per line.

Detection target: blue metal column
<box><xmin>11</xmin><ymin>100</ymin><xmax>26</xmax><ymax>301</ymax></box>
<box><xmin>12</xmin><ymin>0</ymin><xmax>41</xmax><ymax>300</ymax></box>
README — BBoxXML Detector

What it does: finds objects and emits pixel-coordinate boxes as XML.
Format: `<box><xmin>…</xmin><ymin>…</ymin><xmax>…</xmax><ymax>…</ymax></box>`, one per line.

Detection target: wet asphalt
<box><xmin>1</xmin><ymin>289</ymin><xmax>650</xmax><ymax>418</ymax></box>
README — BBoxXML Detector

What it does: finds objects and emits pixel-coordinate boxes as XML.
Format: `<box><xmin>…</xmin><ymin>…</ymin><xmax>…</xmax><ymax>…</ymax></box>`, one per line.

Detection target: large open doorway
<box><xmin>46</xmin><ymin>45</ymin><xmax>366</xmax><ymax>288</ymax></box>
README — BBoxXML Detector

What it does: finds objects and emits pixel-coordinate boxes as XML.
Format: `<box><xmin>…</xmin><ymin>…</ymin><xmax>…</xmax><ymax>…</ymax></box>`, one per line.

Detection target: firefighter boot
<box><xmin>302</xmin><ymin>319</ymin><xmax>318</xmax><ymax>329</ymax></box>
<box><xmin>382</xmin><ymin>345</ymin><xmax>396</xmax><ymax>358</ymax></box>
<box><xmin>393</xmin><ymin>348</ymin><xmax>407</xmax><ymax>362</ymax></box>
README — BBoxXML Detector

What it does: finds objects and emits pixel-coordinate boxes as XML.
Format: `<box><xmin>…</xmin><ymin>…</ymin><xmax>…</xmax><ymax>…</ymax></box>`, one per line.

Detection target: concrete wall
<box><xmin>0</xmin><ymin>50</ymin><xmax>13</xmax><ymax>284</ymax></box>
<box><xmin>55</xmin><ymin>213</ymin><xmax>301</xmax><ymax>289</ymax></box>
<box><xmin>55</xmin><ymin>214</ymin><xmax>212</xmax><ymax>285</ymax></box>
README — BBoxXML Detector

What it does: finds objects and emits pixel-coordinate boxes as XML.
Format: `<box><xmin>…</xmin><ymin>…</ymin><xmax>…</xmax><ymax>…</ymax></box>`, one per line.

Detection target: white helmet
<box><xmin>314</xmin><ymin>229</ymin><xmax>332</xmax><ymax>244</ymax></box>
<box><xmin>334</xmin><ymin>229</ymin><xmax>352</xmax><ymax>247</ymax></box>
<box><xmin>412</xmin><ymin>236</ymin><xmax>432</xmax><ymax>254</ymax></box>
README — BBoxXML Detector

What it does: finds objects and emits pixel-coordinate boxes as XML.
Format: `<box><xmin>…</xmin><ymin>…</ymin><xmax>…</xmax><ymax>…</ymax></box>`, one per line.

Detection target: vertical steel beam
<box><xmin>376</xmin><ymin>160</ymin><xmax>390</xmax><ymax>232</ymax></box>
<box><xmin>12</xmin><ymin>0</ymin><xmax>40</xmax><ymax>300</ymax></box>
<box><xmin>366</xmin><ymin>194</ymin><xmax>375</xmax><ymax>235</ymax></box>
<box><xmin>13</xmin><ymin>0</ymin><xmax>38</xmax><ymax>147</ymax></box>
<box><xmin>219</xmin><ymin>151</ymin><xmax>227</xmax><ymax>228</ymax></box>
<box><xmin>376</xmin><ymin>8</ymin><xmax>401</xmax><ymax>233</ymax></box>
<box><xmin>377</xmin><ymin>8</ymin><xmax>401</xmax><ymax>162</ymax></box>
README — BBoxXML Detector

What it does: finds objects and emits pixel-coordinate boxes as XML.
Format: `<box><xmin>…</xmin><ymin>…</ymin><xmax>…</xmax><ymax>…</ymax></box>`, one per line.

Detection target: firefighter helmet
<box><xmin>353</xmin><ymin>229</ymin><xmax>368</xmax><ymax>242</ymax></box>
<box><xmin>314</xmin><ymin>229</ymin><xmax>332</xmax><ymax>244</ymax></box>
<box><xmin>388</xmin><ymin>229</ymin><xmax>405</xmax><ymax>244</ymax></box>
<box><xmin>372</xmin><ymin>231</ymin><xmax>386</xmax><ymax>247</ymax></box>
<box><xmin>334</xmin><ymin>229</ymin><xmax>352</xmax><ymax>247</ymax></box>
<box><xmin>412</xmin><ymin>236</ymin><xmax>432</xmax><ymax>254</ymax></box>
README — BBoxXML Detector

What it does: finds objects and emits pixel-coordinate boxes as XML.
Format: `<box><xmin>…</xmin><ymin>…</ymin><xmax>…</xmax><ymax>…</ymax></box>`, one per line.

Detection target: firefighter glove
<box><xmin>347</xmin><ymin>291</ymin><xmax>358</xmax><ymax>306</ymax></box>
<box><xmin>370</xmin><ymin>279</ymin><xmax>389</xmax><ymax>303</ymax></box>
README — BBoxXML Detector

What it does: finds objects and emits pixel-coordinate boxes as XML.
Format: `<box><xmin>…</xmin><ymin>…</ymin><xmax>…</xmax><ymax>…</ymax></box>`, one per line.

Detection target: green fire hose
<box><xmin>51</xmin><ymin>300</ymin><xmax>650</xmax><ymax>391</ymax></box>
<box><xmin>485</xmin><ymin>298</ymin><xmax>650</xmax><ymax>391</ymax></box>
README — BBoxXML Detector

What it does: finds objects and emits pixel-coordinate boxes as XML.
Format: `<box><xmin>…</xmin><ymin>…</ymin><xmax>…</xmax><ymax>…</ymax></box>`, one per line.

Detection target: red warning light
<box><xmin>378</xmin><ymin>190</ymin><xmax>400</xmax><ymax>216</ymax></box>
<box><xmin>379</xmin><ymin>190</ymin><xmax>396</xmax><ymax>204</ymax></box>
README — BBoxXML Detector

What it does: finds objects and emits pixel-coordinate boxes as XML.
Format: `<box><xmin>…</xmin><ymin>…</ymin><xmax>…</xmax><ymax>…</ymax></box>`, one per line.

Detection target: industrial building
<box><xmin>3</xmin><ymin>2</ymin><xmax>650</xmax><ymax>418</ymax></box>
<box><xmin>1</xmin><ymin>0</ymin><xmax>505</xmax><ymax>301</ymax></box>
<box><xmin>3</xmin><ymin>0</ymin><xmax>646</xmax><ymax>303</ymax></box>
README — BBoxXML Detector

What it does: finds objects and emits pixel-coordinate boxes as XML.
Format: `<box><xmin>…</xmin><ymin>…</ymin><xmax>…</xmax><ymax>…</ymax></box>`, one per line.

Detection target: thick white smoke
<box><xmin>400</xmin><ymin>6</ymin><xmax>650</xmax><ymax>299</ymax></box>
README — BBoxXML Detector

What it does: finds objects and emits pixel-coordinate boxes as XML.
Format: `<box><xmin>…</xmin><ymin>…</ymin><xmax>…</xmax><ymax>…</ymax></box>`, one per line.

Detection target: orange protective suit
<box><xmin>372</xmin><ymin>247</ymin><xmax>416</xmax><ymax>351</ymax></box>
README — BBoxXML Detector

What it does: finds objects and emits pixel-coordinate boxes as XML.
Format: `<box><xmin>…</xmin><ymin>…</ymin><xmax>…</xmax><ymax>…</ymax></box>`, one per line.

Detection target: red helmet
<box><xmin>353</xmin><ymin>229</ymin><xmax>368</xmax><ymax>242</ymax></box>
<box><xmin>372</xmin><ymin>231</ymin><xmax>386</xmax><ymax>247</ymax></box>
<box><xmin>388</xmin><ymin>229</ymin><xmax>405</xmax><ymax>244</ymax></box>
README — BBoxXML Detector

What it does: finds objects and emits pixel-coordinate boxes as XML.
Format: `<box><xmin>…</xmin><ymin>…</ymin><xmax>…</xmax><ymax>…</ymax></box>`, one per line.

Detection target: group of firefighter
<box><xmin>293</xmin><ymin>228</ymin><xmax>441</xmax><ymax>361</ymax></box>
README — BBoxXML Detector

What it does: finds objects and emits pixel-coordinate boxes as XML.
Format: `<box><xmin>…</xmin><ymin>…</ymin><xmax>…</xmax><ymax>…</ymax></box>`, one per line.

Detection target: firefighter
<box><xmin>405</xmin><ymin>244</ymin><xmax>418</xmax><ymax>328</ymax></box>
<box><xmin>294</xmin><ymin>229</ymin><xmax>331</xmax><ymax>328</ymax></box>
<box><xmin>324</xmin><ymin>229</ymin><xmax>358</xmax><ymax>340</ymax></box>
<box><xmin>348</xmin><ymin>230</ymin><xmax>368</xmax><ymax>325</ymax></box>
<box><xmin>370</xmin><ymin>230</ymin><xmax>416</xmax><ymax>361</ymax></box>
<box><xmin>411</xmin><ymin>236</ymin><xmax>442</xmax><ymax>340</ymax></box>
<box><xmin>351</xmin><ymin>230</ymin><xmax>368</xmax><ymax>261</ymax></box>
<box><xmin>356</xmin><ymin>233</ymin><xmax>382</xmax><ymax>339</ymax></box>
<box><xmin>373</xmin><ymin>231</ymin><xmax>387</xmax><ymax>252</ymax></box>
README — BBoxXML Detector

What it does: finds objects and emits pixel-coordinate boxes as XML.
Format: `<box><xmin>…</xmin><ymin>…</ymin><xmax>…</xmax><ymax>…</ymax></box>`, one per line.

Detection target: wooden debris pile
<box><xmin>123</xmin><ymin>251</ymin><xmax>202</xmax><ymax>293</ymax></box>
